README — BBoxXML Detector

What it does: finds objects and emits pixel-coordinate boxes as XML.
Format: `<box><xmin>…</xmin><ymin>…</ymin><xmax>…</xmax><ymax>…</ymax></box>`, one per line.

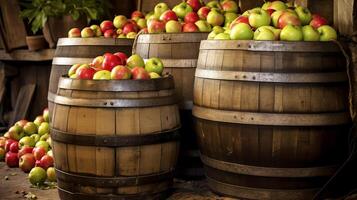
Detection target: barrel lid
<box><xmin>137</xmin><ymin>33</ymin><xmax>209</xmax><ymax>44</ymax></box>
<box><xmin>57</xmin><ymin>75</ymin><xmax>174</xmax><ymax>92</ymax></box>
<box><xmin>57</xmin><ymin>38</ymin><xmax>134</xmax><ymax>46</ymax></box>
<box><xmin>199</xmin><ymin>40</ymin><xmax>341</xmax><ymax>52</ymax></box>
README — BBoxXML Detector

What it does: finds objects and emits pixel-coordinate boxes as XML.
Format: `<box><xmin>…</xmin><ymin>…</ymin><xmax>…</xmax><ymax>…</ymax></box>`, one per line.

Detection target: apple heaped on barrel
<box><xmin>67</xmin><ymin>52</ymin><xmax>164</xmax><ymax>80</ymax></box>
<box><xmin>207</xmin><ymin>0</ymin><xmax>337</xmax><ymax>41</ymax></box>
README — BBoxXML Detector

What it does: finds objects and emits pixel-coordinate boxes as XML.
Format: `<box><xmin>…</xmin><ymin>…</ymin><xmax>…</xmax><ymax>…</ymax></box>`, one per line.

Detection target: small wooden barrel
<box><xmin>51</xmin><ymin>76</ymin><xmax>180</xmax><ymax>199</ymax></box>
<box><xmin>193</xmin><ymin>40</ymin><xmax>351</xmax><ymax>199</ymax></box>
<box><xmin>134</xmin><ymin>33</ymin><xmax>208</xmax><ymax>179</ymax></box>
<box><xmin>48</xmin><ymin>38</ymin><xmax>134</xmax><ymax>116</ymax></box>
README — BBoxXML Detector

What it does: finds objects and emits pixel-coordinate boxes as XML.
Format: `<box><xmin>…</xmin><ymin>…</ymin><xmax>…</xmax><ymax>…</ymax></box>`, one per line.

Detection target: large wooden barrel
<box><xmin>51</xmin><ymin>76</ymin><xmax>180</xmax><ymax>199</ymax></box>
<box><xmin>134</xmin><ymin>33</ymin><xmax>208</xmax><ymax>179</ymax></box>
<box><xmin>193</xmin><ymin>40</ymin><xmax>351</xmax><ymax>199</ymax></box>
<box><xmin>48</xmin><ymin>38</ymin><xmax>134</xmax><ymax>116</ymax></box>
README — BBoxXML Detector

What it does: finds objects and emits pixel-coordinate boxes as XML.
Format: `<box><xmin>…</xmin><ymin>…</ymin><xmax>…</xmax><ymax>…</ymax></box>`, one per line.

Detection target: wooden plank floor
<box><xmin>0</xmin><ymin>162</ymin><xmax>235</xmax><ymax>200</ymax></box>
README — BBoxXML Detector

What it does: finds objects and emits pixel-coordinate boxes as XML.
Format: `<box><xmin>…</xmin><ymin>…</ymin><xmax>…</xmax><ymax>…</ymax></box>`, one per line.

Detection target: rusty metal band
<box><xmin>57</xmin><ymin>187</ymin><xmax>169</xmax><ymax>200</ymax></box>
<box><xmin>53</xmin><ymin>95</ymin><xmax>177</xmax><ymax>108</ymax></box>
<box><xmin>201</xmin><ymin>155</ymin><xmax>337</xmax><ymax>178</ymax></box>
<box><xmin>192</xmin><ymin>106</ymin><xmax>351</xmax><ymax>126</ymax></box>
<box><xmin>207</xmin><ymin>177</ymin><xmax>318</xmax><ymax>200</ymax></box>
<box><xmin>143</xmin><ymin>59</ymin><xmax>197</xmax><ymax>68</ymax></box>
<box><xmin>58</xmin><ymin>76</ymin><xmax>174</xmax><ymax>92</ymax></box>
<box><xmin>57</xmin><ymin>38</ymin><xmax>133</xmax><ymax>46</ymax></box>
<box><xmin>55</xmin><ymin>168</ymin><xmax>173</xmax><ymax>187</ymax></box>
<box><xmin>137</xmin><ymin>33</ymin><xmax>208</xmax><ymax>44</ymax></box>
<box><xmin>200</xmin><ymin>40</ymin><xmax>340</xmax><ymax>52</ymax></box>
<box><xmin>50</xmin><ymin>127</ymin><xmax>180</xmax><ymax>147</ymax></box>
<box><xmin>195</xmin><ymin>69</ymin><xmax>347</xmax><ymax>83</ymax></box>
<box><xmin>52</xmin><ymin>57</ymin><xmax>93</xmax><ymax>65</ymax></box>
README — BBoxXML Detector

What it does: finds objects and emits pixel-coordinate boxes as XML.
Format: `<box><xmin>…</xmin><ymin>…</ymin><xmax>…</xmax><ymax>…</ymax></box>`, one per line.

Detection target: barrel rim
<box><xmin>137</xmin><ymin>32</ymin><xmax>209</xmax><ymax>44</ymax></box>
<box><xmin>199</xmin><ymin>40</ymin><xmax>341</xmax><ymax>52</ymax></box>
<box><xmin>57</xmin><ymin>37</ymin><xmax>134</xmax><ymax>46</ymax></box>
<box><xmin>58</xmin><ymin>75</ymin><xmax>175</xmax><ymax>92</ymax></box>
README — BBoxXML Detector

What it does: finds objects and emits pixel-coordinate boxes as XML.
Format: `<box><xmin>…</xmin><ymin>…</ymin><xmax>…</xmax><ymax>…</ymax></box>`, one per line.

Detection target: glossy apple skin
<box><xmin>131</xmin><ymin>67</ymin><xmax>150</xmax><ymax>80</ymax></box>
<box><xmin>114</xmin><ymin>52</ymin><xmax>128</xmax><ymax>66</ymax></box>
<box><xmin>76</xmin><ymin>65</ymin><xmax>96</xmax><ymax>80</ymax></box>
<box><xmin>5</xmin><ymin>152</ymin><xmax>19</xmax><ymax>167</ymax></box>
<box><xmin>18</xmin><ymin>146</ymin><xmax>34</xmax><ymax>158</ymax></box>
<box><xmin>5</xmin><ymin>139</ymin><xmax>16</xmax><ymax>152</ymax></box>
<box><xmin>278</xmin><ymin>12</ymin><xmax>301</xmax><ymax>29</ymax></box>
<box><xmin>33</xmin><ymin>147</ymin><xmax>47</xmax><ymax>161</ymax></box>
<box><xmin>184</xmin><ymin>12</ymin><xmax>200</xmax><ymax>24</ymax></box>
<box><xmin>131</xmin><ymin>11</ymin><xmax>144</xmax><ymax>19</ymax></box>
<box><xmin>68</xmin><ymin>28</ymin><xmax>81</xmax><ymax>38</ymax></box>
<box><xmin>197</xmin><ymin>6</ymin><xmax>210</xmax><ymax>20</ymax></box>
<box><xmin>111</xmin><ymin>66</ymin><xmax>132</xmax><ymax>80</ymax></box>
<box><xmin>104</xmin><ymin>29</ymin><xmax>117</xmax><ymax>38</ymax></box>
<box><xmin>160</xmin><ymin>10</ymin><xmax>178</xmax><ymax>23</ymax></box>
<box><xmin>187</xmin><ymin>0</ymin><xmax>203</xmax><ymax>12</ymax></box>
<box><xmin>148</xmin><ymin>20</ymin><xmax>166</xmax><ymax>33</ymax></box>
<box><xmin>9</xmin><ymin>142</ymin><xmax>19</xmax><ymax>153</ymax></box>
<box><xmin>102</xmin><ymin>53</ymin><xmax>123</xmax><ymax>71</ymax></box>
<box><xmin>182</xmin><ymin>23</ymin><xmax>199</xmax><ymax>32</ymax></box>
<box><xmin>100</xmin><ymin>20</ymin><xmax>114</xmax><ymax>33</ymax></box>
<box><xmin>123</xmin><ymin>23</ymin><xmax>139</xmax><ymax>35</ymax></box>
<box><xmin>19</xmin><ymin>153</ymin><xmax>36</xmax><ymax>173</ymax></box>
<box><xmin>310</xmin><ymin>14</ymin><xmax>328</xmax><ymax>29</ymax></box>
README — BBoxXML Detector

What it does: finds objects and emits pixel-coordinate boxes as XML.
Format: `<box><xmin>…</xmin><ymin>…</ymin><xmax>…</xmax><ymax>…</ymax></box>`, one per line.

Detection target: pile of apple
<box><xmin>209</xmin><ymin>0</ymin><xmax>337</xmax><ymax>41</ymax></box>
<box><xmin>68</xmin><ymin>10</ymin><xmax>145</xmax><ymax>39</ymax></box>
<box><xmin>142</xmin><ymin>0</ymin><xmax>240</xmax><ymax>33</ymax></box>
<box><xmin>69</xmin><ymin>52</ymin><xmax>164</xmax><ymax>80</ymax></box>
<box><xmin>0</xmin><ymin>108</ymin><xmax>56</xmax><ymax>186</ymax></box>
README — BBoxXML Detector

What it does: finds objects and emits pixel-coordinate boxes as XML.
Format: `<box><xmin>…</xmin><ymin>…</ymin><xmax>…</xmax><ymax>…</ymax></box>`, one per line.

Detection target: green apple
<box><xmin>117</xmin><ymin>34</ymin><xmax>126</xmax><ymax>38</ymax></box>
<box><xmin>90</xmin><ymin>25</ymin><xmax>102</xmax><ymax>37</ymax></box>
<box><xmin>19</xmin><ymin>136</ymin><xmax>35</xmax><ymax>148</ymax></box>
<box><xmin>271</xmin><ymin>10</ymin><xmax>284</xmax><ymax>28</ymax></box>
<box><xmin>30</xmin><ymin>134</ymin><xmax>40</xmax><ymax>143</ymax></box>
<box><xmin>35</xmin><ymin>141</ymin><xmax>49</xmax><ymax>152</ymax></box>
<box><xmin>208</xmin><ymin>26</ymin><xmax>224</xmax><ymax>39</ymax></box>
<box><xmin>126</xmin><ymin>32</ymin><xmax>137</xmax><ymax>39</ymax></box>
<box><xmin>173</xmin><ymin>2</ymin><xmax>193</xmax><ymax>19</ymax></box>
<box><xmin>127</xmin><ymin>54</ymin><xmax>145</xmax><ymax>69</ymax></box>
<box><xmin>280</xmin><ymin>24</ymin><xmax>303</xmax><ymax>41</ymax></box>
<box><xmin>295</xmin><ymin>6</ymin><xmax>312</xmax><ymax>25</ymax></box>
<box><xmin>302</xmin><ymin>25</ymin><xmax>320</xmax><ymax>41</ymax></box>
<box><xmin>248</xmin><ymin>8</ymin><xmax>271</xmax><ymax>29</ymax></box>
<box><xmin>145</xmin><ymin>11</ymin><xmax>155</xmax><ymax>20</ymax></box>
<box><xmin>38</xmin><ymin>122</ymin><xmax>49</xmax><ymax>136</ymax></box>
<box><xmin>93</xmin><ymin>70</ymin><xmax>111</xmax><ymax>80</ymax></box>
<box><xmin>149</xmin><ymin>72</ymin><xmax>161</xmax><ymax>79</ymax></box>
<box><xmin>213</xmin><ymin>26</ymin><xmax>224</xmax><ymax>33</ymax></box>
<box><xmin>214</xmin><ymin>33</ymin><xmax>230</xmax><ymax>40</ymax></box>
<box><xmin>136</xmin><ymin>18</ymin><xmax>147</xmax><ymax>29</ymax></box>
<box><xmin>262</xmin><ymin>2</ymin><xmax>272</xmax><ymax>10</ymax></box>
<box><xmin>113</xmin><ymin>15</ymin><xmax>127</xmax><ymax>29</ymax></box>
<box><xmin>221</xmin><ymin>0</ymin><xmax>238</xmax><ymax>13</ymax></box>
<box><xmin>230</xmin><ymin>23</ymin><xmax>254</xmax><ymax>40</ymax></box>
<box><xmin>145</xmin><ymin>57</ymin><xmax>164</xmax><ymax>75</ymax></box>
<box><xmin>165</xmin><ymin>20</ymin><xmax>182</xmax><ymax>33</ymax></box>
<box><xmin>257</xmin><ymin>26</ymin><xmax>281</xmax><ymax>40</ymax></box>
<box><xmin>317</xmin><ymin>25</ymin><xmax>337</xmax><ymax>41</ymax></box>
<box><xmin>269</xmin><ymin>1</ymin><xmax>287</xmax><ymax>11</ymax></box>
<box><xmin>207</xmin><ymin>9</ymin><xmax>224</xmax><ymax>26</ymax></box>
<box><xmin>46</xmin><ymin>167</ymin><xmax>56</xmax><ymax>182</ymax></box>
<box><xmin>254</xmin><ymin>28</ymin><xmax>276</xmax><ymax>40</ymax></box>
<box><xmin>206</xmin><ymin>1</ymin><xmax>222</xmax><ymax>10</ymax></box>
<box><xmin>40</xmin><ymin>133</ymin><xmax>49</xmax><ymax>142</ymax></box>
<box><xmin>224</xmin><ymin>12</ymin><xmax>238</xmax><ymax>27</ymax></box>
<box><xmin>29</xmin><ymin>167</ymin><xmax>47</xmax><ymax>186</ymax></box>
<box><xmin>195</xmin><ymin>20</ymin><xmax>212</xmax><ymax>32</ymax></box>
<box><xmin>24</xmin><ymin>122</ymin><xmax>37</xmax><ymax>135</ymax></box>
<box><xmin>70</xmin><ymin>74</ymin><xmax>77</xmax><ymax>79</ymax></box>
<box><xmin>154</xmin><ymin>2</ymin><xmax>169</xmax><ymax>16</ymax></box>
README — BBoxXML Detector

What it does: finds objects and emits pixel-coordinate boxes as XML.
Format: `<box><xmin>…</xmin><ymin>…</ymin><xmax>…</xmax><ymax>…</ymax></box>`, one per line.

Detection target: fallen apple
<box><xmin>29</xmin><ymin>167</ymin><xmax>47</xmax><ymax>186</ymax></box>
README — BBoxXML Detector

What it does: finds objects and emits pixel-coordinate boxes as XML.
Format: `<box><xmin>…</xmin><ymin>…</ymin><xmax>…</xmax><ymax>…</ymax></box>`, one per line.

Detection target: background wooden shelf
<box><xmin>0</xmin><ymin>49</ymin><xmax>55</xmax><ymax>62</ymax></box>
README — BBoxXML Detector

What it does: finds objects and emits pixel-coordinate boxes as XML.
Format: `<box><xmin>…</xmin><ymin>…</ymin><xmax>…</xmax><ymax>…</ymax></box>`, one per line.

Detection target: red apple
<box><xmin>123</xmin><ymin>23</ymin><xmax>139</xmax><ymax>35</ymax></box>
<box><xmin>15</xmin><ymin>120</ymin><xmax>28</xmax><ymax>128</ymax></box>
<box><xmin>33</xmin><ymin>147</ymin><xmax>47</xmax><ymax>161</ymax></box>
<box><xmin>114</xmin><ymin>52</ymin><xmax>128</xmax><ymax>65</ymax></box>
<box><xmin>131</xmin><ymin>67</ymin><xmax>150</xmax><ymax>80</ymax></box>
<box><xmin>148</xmin><ymin>19</ymin><xmax>165</xmax><ymax>33</ymax></box>
<box><xmin>310</xmin><ymin>14</ymin><xmax>328</xmax><ymax>29</ymax></box>
<box><xmin>35</xmin><ymin>160</ymin><xmax>42</xmax><ymax>167</ymax></box>
<box><xmin>160</xmin><ymin>10</ymin><xmax>178</xmax><ymax>23</ymax></box>
<box><xmin>39</xmin><ymin>155</ymin><xmax>54</xmax><ymax>170</ymax></box>
<box><xmin>76</xmin><ymin>64</ymin><xmax>96</xmax><ymax>80</ymax></box>
<box><xmin>111</xmin><ymin>65</ymin><xmax>132</xmax><ymax>80</ymax></box>
<box><xmin>182</xmin><ymin>23</ymin><xmax>199</xmax><ymax>32</ymax></box>
<box><xmin>68</xmin><ymin>28</ymin><xmax>81</xmax><ymax>38</ymax></box>
<box><xmin>100</xmin><ymin>20</ymin><xmax>114</xmax><ymax>33</ymax></box>
<box><xmin>267</xmin><ymin>9</ymin><xmax>275</xmax><ymax>15</ymax></box>
<box><xmin>18</xmin><ymin>146</ymin><xmax>34</xmax><ymax>158</ymax></box>
<box><xmin>19</xmin><ymin>153</ymin><xmax>36</xmax><ymax>173</ymax></box>
<box><xmin>102</xmin><ymin>53</ymin><xmax>123</xmax><ymax>71</ymax></box>
<box><xmin>187</xmin><ymin>0</ymin><xmax>203</xmax><ymax>12</ymax></box>
<box><xmin>184</xmin><ymin>12</ymin><xmax>200</xmax><ymax>23</ymax></box>
<box><xmin>5</xmin><ymin>139</ymin><xmax>16</xmax><ymax>152</ymax></box>
<box><xmin>104</xmin><ymin>29</ymin><xmax>117</xmax><ymax>38</ymax></box>
<box><xmin>197</xmin><ymin>6</ymin><xmax>210</xmax><ymax>20</ymax></box>
<box><xmin>5</xmin><ymin>152</ymin><xmax>19</xmax><ymax>167</ymax></box>
<box><xmin>230</xmin><ymin>16</ymin><xmax>250</xmax><ymax>29</ymax></box>
<box><xmin>131</xmin><ymin>11</ymin><xmax>144</xmax><ymax>19</ymax></box>
<box><xmin>9</xmin><ymin>142</ymin><xmax>19</xmax><ymax>153</ymax></box>
<box><xmin>278</xmin><ymin>12</ymin><xmax>301</xmax><ymax>29</ymax></box>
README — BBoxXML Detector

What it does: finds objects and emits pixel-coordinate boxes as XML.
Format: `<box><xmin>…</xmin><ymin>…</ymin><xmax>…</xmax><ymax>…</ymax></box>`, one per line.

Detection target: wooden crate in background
<box><xmin>0</xmin><ymin>0</ymin><xmax>27</xmax><ymax>52</ymax></box>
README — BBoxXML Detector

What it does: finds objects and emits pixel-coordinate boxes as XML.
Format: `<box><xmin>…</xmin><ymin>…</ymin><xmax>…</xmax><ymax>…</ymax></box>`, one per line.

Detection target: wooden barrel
<box><xmin>134</xmin><ymin>33</ymin><xmax>208</xmax><ymax>179</ymax></box>
<box><xmin>193</xmin><ymin>40</ymin><xmax>351</xmax><ymax>199</ymax></box>
<box><xmin>51</xmin><ymin>76</ymin><xmax>180</xmax><ymax>199</ymax></box>
<box><xmin>48</xmin><ymin>38</ymin><xmax>134</xmax><ymax>116</ymax></box>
